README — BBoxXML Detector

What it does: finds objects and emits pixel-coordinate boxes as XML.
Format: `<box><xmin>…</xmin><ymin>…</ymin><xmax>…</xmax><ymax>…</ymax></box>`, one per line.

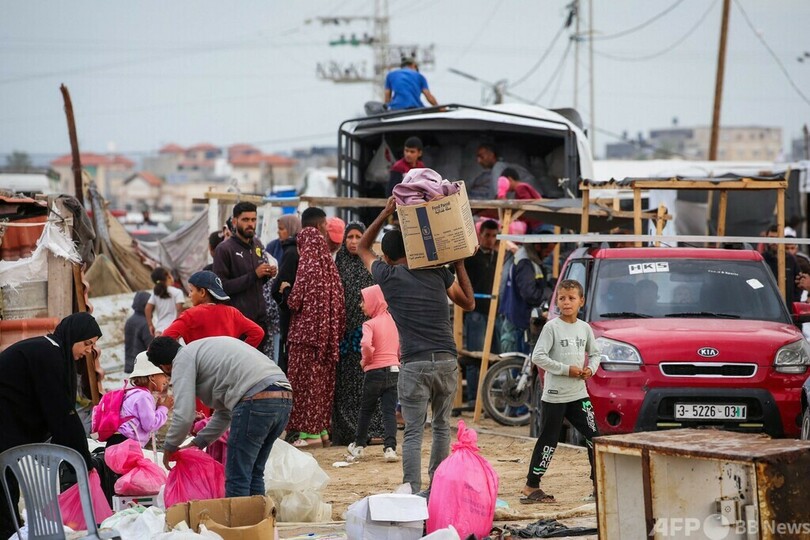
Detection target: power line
<box><xmin>508</xmin><ymin>8</ymin><xmax>571</xmax><ymax>89</ymax></box>
<box><xmin>593</xmin><ymin>0</ymin><xmax>717</xmax><ymax>62</ymax></box>
<box><xmin>733</xmin><ymin>0</ymin><xmax>810</xmax><ymax>107</ymax></box>
<box><xmin>532</xmin><ymin>37</ymin><xmax>573</xmax><ymax>104</ymax></box>
<box><xmin>442</xmin><ymin>0</ymin><xmax>504</xmax><ymax>73</ymax></box>
<box><xmin>586</xmin><ymin>0</ymin><xmax>686</xmax><ymax>41</ymax></box>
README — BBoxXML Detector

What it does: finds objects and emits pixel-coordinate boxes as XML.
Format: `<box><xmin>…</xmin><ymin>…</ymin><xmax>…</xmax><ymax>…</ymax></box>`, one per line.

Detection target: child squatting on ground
<box><xmin>348</xmin><ymin>284</ymin><xmax>401</xmax><ymax>462</ymax></box>
<box><xmin>521</xmin><ymin>279</ymin><xmax>600</xmax><ymax>504</ymax></box>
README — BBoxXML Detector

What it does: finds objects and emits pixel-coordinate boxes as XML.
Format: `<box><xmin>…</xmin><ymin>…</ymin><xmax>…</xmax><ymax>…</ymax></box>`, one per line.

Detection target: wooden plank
<box><xmin>473</xmin><ymin>209</ymin><xmax>513</xmax><ymax>423</ymax></box>
<box><xmin>630</xmin><ymin>180</ymin><xmax>787</xmax><ymax>190</ymax></box>
<box><xmin>580</xmin><ymin>188</ymin><xmax>590</xmax><ymax>234</ymax></box>
<box><xmin>717</xmin><ymin>190</ymin><xmax>728</xmax><ymax>238</ymax></box>
<box><xmin>47</xmin><ymin>198</ymin><xmax>74</xmax><ymax>320</ymax></box>
<box><xmin>633</xmin><ymin>188</ymin><xmax>642</xmax><ymax>247</ymax></box>
<box><xmin>777</xmin><ymin>188</ymin><xmax>786</xmax><ymax>300</ymax></box>
<box><xmin>552</xmin><ymin>226</ymin><xmax>561</xmax><ymax>278</ymax></box>
<box><xmin>47</xmin><ymin>254</ymin><xmax>72</xmax><ymax>319</ymax></box>
<box><xmin>453</xmin><ymin>303</ymin><xmax>464</xmax><ymax>408</ymax></box>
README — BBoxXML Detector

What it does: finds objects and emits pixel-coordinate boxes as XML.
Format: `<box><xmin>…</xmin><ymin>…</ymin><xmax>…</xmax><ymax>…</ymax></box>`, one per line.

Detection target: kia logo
<box><xmin>697</xmin><ymin>347</ymin><xmax>719</xmax><ymax>358</ymax></box>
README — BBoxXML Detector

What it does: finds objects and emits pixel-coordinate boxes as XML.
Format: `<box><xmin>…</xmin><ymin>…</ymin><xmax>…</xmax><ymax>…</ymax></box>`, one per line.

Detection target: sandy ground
<box><xmin>305</xmin><ymin>414</ymin><xmax>596</xmax><ymax>522</ymax></box>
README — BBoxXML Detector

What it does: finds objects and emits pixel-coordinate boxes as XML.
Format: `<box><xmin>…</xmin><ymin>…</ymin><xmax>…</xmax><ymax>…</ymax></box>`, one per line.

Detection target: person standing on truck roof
<box><xmin>386</xmin><ymin>136</ymin><xmax>425</xmax><ymax>197</ymax></box>
<box><xmin>384</xmin><ymin>58</ymin><xmax>438</xmax><ymax>111</ymax></box>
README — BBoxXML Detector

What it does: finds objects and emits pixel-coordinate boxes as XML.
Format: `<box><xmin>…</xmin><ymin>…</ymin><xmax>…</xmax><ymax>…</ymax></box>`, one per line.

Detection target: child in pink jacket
<box><xmin>347</xmin><ymin>284</ymin><xmax>401</xmax><ymax>462</ymax></box>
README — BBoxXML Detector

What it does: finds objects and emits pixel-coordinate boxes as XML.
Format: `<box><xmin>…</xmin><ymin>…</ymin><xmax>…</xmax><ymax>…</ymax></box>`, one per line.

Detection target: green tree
<box><xmin>5</xmin><ymin>151</ymin><xmax>33</xmax><ymax>171</ymax></box>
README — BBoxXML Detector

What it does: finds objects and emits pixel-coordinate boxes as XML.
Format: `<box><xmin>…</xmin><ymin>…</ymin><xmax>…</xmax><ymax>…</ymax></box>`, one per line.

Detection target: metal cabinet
<box><xmin>594</xmin><ymin>429</ymin><xmax>810</xmax><ymax>540</ymax></box>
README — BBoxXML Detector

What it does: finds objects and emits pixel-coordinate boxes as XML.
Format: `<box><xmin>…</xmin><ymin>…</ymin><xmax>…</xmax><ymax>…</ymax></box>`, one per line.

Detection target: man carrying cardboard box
<box><xmin>358</xmin><ymin>197</ymin><xmax>475</xmax><ymax>496</ymax></box>
<box><xmin>147</xmin><ymin>336</ymin><xmax>292</xmax><ymax>497</ymax></box>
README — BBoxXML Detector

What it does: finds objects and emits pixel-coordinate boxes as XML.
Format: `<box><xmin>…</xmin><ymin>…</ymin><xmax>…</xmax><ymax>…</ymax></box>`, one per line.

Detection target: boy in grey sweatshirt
<box><xmin>521</xmin><ymin>279</ymin><xmax>600</xmax><ymax>504</ymax></box>
<box><xmin>147</xmin><ymin>336</ymin><xmax>291</xmax><ymax>497</ymax></box>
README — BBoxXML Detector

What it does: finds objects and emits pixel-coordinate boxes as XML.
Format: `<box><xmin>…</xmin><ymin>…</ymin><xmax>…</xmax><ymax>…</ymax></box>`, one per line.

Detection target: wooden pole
<box><xmin>777</xmin><ymin>174</ymin><xmax>787</xmax><ymax>300</ymax></box>
<box><xmin>633</xmin><ymin>187</ymin><xmax>642</xmax><ymax>246</ymax></box>
<box><xmin>717</xmin><ymin>190</ymin><xmax>729</xmax><ymax>239</ymax></box>
<box><xmin>61</xmin><ymin>85</ymin><xmax>98</xmax><ymax>403</ymax></box>
<box><xmin>580</xmin><ymin>186</ymin><xmax>590</xmax><ymax>234</ymax></box>
<box><xmin>453</xmin><ymin>304</ymin><xmax>464</xmax><ymax>408</ymax></box>
<box><xmin>708</xmin><ymin>0</ymin><xmax>731</xmax><ymax>161</ymax></box>
<box><xmin>473</xmin><ymin>209</ymin><xmax>515</xmax><ymax>423</ymax></box>
<box><xmin>60</xmin><ymin>84</ymin><xmax>84</xmax><ymax>204</ymax></box>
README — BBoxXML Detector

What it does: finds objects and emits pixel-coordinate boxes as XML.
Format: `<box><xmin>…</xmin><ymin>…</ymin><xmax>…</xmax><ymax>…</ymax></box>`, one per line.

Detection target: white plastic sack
<box><xmin>365</xmin><ymin>138</ymin><xmax>395</xmax><ymax>185</ymax></box>
<box><xmin>264</xmin><ymin>439</ymin><xmax>329</xmax><ymax>495</ymax></box>
<box><xmin>0</xmin><ymin>221</ymin><xmax>81</xmax><ymax>289</ymax></box>
<box><xmin>279</xmin><ymin>491</ymin><xmax>332</xmax><ymax>523</ymax></box>
<box><xmin>100</xmin><ymin>506</ymin><xmax>165</xmax><ymax>539</ymax></box>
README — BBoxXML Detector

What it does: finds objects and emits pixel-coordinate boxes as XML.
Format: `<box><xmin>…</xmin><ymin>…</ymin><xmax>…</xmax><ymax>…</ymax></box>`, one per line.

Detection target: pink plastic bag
<box><xmin>164</xmin><ymin>447</ymin><xmax>225</xmax><ymax>508</ymax></box>
<box><xmin>426</xmin><ymin>421</ymin><xmax>499</xmax><ymax>538</ymax></box>
<box><xmin>58</xmin><ymin>469</ymin><xmax>114</xmax><ymax>530</ymax></box>
<box><xmin>105</xmin><ymin>439</ymin><xmax>167</xmax><ymax>495</ymax></box>
<box><xmin>192</xmin><ymin>417</ymin><xmax>229</xmax><ymax>465</ymax></box>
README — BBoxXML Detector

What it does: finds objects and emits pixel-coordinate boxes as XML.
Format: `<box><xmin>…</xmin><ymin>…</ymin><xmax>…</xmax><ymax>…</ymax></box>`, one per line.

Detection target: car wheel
<box><xmin>802</xmin><ymin>407</ymin><xmax>810</xmax><ymax>441</ymax></box>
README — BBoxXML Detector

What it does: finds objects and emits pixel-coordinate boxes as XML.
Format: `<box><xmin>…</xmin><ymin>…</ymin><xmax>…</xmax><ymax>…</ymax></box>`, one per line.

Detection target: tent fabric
<box><xmin>84</xmin><ymin>253</ymin><xmax>132</xmax><ymax>297</ymax></box>
<box><xmin>105</xmin><ymin>211</ymin><xmax>154</xmax><ymax>291</ymax></box>
<box><xmin>136</xmin><ymin>209</ymin><xmax>208</xmax><ymax>288</ymax></box>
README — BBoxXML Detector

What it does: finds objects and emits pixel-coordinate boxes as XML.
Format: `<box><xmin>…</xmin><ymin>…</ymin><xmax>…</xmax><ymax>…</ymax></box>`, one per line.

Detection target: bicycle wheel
<box><xmin>481</xmin><ymin>357</ymin><xmax>531</xmax><ymax>426</ymax></box>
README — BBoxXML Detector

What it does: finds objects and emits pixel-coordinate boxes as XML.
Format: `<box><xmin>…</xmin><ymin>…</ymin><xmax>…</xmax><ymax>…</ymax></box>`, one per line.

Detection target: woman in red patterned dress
<box><xmin>285</xmin><ymin>226</ymin><xmax>345</xmax><ymax>447</ymax></box>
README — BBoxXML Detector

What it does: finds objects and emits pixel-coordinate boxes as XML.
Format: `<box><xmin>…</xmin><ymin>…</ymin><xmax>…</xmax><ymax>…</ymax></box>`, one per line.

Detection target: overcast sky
<box><xmin>1</xmin><ymin>0</ymin><xmax>809</xmax><ymax>163</ymax></box>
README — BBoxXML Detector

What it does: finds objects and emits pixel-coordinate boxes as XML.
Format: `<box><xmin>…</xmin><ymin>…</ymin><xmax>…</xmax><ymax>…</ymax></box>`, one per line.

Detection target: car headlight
<box><xmin>774</xmin><ymin>339</ymin><xmax>810</xmax><ymax>374</ymax></box>
<box><xmin>596</xmin><ymin>337</ymin><xmax>642</xmax><ymax>372</ymax></box>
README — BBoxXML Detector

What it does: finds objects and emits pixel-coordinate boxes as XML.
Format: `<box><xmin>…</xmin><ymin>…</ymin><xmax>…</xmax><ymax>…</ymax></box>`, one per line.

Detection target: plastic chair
<box><xmin>0</xmin><ymin>443</ymin><xmax>119</xmax><ymax>540</ymax></box>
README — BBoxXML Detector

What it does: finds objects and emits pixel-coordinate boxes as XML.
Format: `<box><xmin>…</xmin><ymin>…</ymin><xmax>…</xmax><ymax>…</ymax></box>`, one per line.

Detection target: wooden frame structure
<box><xmin>579</xmin><ymin>174</ymin><xmax>789</xmax><ymax>297</ymax></box>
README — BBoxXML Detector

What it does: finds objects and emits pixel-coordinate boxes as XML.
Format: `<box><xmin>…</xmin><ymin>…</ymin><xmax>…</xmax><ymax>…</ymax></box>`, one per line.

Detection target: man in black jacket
<box><xmin>214</xmin><ymin>202</ymin><xmax>277</xmax><ymax>352</ymax></box>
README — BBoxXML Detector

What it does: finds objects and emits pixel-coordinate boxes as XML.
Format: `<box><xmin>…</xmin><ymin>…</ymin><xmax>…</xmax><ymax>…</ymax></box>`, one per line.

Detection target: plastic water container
<box><xmin>272</xmin><ymin>189</ymin><xmax>298</xmax><ymax>215</ymax></box>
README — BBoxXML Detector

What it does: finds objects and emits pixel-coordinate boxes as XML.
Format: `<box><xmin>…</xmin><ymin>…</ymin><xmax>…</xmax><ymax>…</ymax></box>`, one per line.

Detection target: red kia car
<box><xmin>550</xmin><ymin>246</ymin><xmax>810</xmax><ymax>437</ymax></box>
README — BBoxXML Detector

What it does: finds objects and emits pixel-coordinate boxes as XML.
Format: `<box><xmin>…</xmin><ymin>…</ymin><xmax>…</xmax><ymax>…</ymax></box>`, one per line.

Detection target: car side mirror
<box><xmin>791</xmin><ymin>302</ymin><xmax>810</xmax><ymax>325</ymax></box>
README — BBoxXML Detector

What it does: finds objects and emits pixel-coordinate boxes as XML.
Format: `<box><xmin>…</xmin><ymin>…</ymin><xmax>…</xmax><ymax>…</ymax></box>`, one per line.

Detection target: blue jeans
<box><xmin>355</xmin><ymin>367</ymin><xmax>399</xmax><ymax>450</ymax></box>
<box><xmin>398</xmin><ymin>355</ymin><xmax>457</xmax><ymax>492</ymax></box>
<box><xmin>225</xmin><ymin>394</ymin><xmax>292</xmax><ymax>497</ymax></box>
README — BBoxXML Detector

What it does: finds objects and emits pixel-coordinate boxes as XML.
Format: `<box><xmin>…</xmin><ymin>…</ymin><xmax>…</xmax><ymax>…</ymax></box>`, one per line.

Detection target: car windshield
<box><xmin>589</xmin><ymin>258</ymin><xmax>790</xmax><ymax>323</ymax></box>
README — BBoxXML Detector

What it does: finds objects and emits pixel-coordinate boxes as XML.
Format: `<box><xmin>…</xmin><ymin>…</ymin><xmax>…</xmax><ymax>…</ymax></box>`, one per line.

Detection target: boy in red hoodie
<box><xmin>348</xmin><ymin>284</ymin><xmax>401</xmax><ymax>462</ymax></box>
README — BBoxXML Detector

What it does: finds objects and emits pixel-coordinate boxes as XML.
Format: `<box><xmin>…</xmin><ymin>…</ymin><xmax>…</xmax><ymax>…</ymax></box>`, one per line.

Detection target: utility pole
<box><xmin>313</xmin><ymin>0</ymin><xmax>435</xmax><ymax>100</ymax></box>
<box><xmin>803</xmin><ymin>124</ymin><xmax>809</xmax><ymax>159</ymax></box>
<box><xmin>709</xmin><ymin>0</ymin><xmax>731</xmax><ymax>161</ymax></box>
<box><xmin>573</xmin><ymin>0</ymin><xmax>580</xmax><ymax>109</ymax></box>
<box><xmin>588</xmin><ymin>0</ymin><xmax>595</xmax><ymax>154</ymax></box>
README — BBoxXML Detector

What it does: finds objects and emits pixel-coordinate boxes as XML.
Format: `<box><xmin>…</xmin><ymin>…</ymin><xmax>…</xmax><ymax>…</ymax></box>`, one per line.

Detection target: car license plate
<box><xmin>674</xmin><ymin>403</ymin><xmax>747</xmax><ymax>420</ymax></box>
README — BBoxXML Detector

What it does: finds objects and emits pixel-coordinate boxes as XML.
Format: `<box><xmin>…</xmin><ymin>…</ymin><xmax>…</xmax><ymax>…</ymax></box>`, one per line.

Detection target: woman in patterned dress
<box><xmin>285</xmin><ymin>226</ymin><xmax>345</xmax><ymax>447</ymax></box>
<box><xmin>330</xmin><ymin>222</ymin><xmax>385</xmax><ymax>445</ymax></box>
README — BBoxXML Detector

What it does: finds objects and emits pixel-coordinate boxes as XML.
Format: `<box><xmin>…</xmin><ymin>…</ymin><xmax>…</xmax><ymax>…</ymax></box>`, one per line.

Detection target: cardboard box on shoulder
<box><xmin>396</xmin><ymin>181</ymin><xmax>478</xmax><ymax>269</ymax></box>
<box><xmin>165</xmin><ymin>495</ymin><xmax>276</xmax><ymax>540</ymax></box>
